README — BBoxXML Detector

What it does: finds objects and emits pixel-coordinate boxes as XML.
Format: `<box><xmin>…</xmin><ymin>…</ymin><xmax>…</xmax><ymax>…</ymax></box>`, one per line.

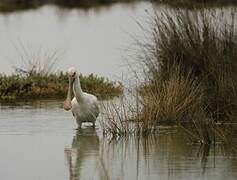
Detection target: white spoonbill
<box><xmin>63</xmin><ymin>67</ymin><xmax>100</xmax><ymax>129</ymax></box>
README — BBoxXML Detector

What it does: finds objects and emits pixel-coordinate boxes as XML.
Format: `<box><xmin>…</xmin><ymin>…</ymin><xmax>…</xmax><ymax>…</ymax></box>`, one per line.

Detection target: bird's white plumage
<box><xmin>64</xmin><ymin>67</ymin><xmax>100</xmax><ymax>129</ymax></box>
<box><xmin>71</xmin><ymin>92</ymin><xmax>99</xmax><ymax>128</ymax></box>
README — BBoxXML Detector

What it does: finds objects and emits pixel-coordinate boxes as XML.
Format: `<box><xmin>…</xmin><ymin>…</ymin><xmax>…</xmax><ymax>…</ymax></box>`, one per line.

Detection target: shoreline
<box><xmin>0</xmin><ymin>72</ymin><xmax>123</xmax><ymax>101</ymax></box>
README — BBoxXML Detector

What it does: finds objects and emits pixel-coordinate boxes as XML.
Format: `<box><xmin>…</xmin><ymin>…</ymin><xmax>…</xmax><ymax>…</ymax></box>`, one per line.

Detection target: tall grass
<box><xmin>14</xmin><ymin>51</ymin><xmax>59</xmax><ymax>77</ymax></box>
<box><xmin>147</xmin><ymin>9</ymin><xmax>237</xmax><ymax>120</ymax></box>
<box><xmin>102</xmin><ymin>9</ymin><xmax>237</xmax><ymax>149</ymax></box>
<box><xmin>136</xmin><ymin>9</ymin><xmax>237</xmax><ymax>145</ymax></box>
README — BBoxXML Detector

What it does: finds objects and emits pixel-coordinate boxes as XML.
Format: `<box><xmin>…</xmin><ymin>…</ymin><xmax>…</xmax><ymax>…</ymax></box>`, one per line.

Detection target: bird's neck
<box><xmin>73</xmin><ymin>76</ymin><xmax>83</xmax><ymax>102</ymax></box>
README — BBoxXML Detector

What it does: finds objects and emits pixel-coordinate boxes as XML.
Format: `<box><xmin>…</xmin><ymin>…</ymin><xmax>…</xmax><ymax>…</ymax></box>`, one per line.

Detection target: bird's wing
<box><xmin>83</xmin><ymin>92</ymin><xmax>100</xmax><ymax>117</ymax></box>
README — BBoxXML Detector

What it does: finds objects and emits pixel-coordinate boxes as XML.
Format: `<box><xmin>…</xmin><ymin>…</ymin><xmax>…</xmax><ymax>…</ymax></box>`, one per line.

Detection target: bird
<box><xmin>63</xmin><ymin>67</ymin><xmax>100</xmax><ymax>129</ymax></box>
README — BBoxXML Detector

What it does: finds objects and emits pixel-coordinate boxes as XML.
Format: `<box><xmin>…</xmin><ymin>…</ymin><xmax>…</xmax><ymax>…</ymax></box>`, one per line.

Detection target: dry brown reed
<box><xmin>102</xmin><ymin>8</ymin><xmax>237</xmax><ymax>150</ymax></box>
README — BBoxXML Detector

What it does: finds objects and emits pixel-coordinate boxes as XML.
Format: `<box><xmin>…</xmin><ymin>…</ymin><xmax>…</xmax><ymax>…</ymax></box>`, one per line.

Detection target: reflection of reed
<box><xmin>197</xmin><ymin>144</ymin><xmax>211</xmax><ymax>174</ymax></box>
<box><xmin>65</xmin><ymin>129</ymin><xmax>235</xmax><ymax>180</ymax></box>
<box><xmin>65</xmin><ymin>128</ymin><xmax>99</xmax><ymax>180</ymax></box>
<box><xmin>99</xmin><ymin>132</ymin><xmax>230</xmax><ymax>180</ymax></box>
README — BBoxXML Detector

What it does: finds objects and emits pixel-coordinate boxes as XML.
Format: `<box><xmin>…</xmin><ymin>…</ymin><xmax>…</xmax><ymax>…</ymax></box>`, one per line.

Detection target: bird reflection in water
<box><xmin>64</xmin><ymin>128</ymin><xmax>100</xmax><ymax>180</ymax></box>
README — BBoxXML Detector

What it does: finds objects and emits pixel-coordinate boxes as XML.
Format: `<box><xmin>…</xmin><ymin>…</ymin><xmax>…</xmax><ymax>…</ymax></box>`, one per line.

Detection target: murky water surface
<box><xmin>0</xmin><ymin>100</ymin><xmax>237</xmax><ymax>180</ymax></box>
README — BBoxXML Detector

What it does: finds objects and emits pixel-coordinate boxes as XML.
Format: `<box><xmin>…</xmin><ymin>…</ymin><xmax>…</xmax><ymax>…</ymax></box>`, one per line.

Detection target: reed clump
<box><xmin>136</xmin><ymin>9</ymin><xmax>237</xmax><ymax>146</ymax></box>
<box><xmin>100</xmin><ymin>93</ymin><xmax>158</xmax><ymax>138</ymax></box>
<box><xmin>102</xmin><ymin>9</ymin><xmax>237</xmax><ymax>148</ymax></box>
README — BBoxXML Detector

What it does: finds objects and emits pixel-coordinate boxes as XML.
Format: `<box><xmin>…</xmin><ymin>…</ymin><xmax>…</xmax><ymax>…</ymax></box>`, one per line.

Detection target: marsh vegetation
<box><xmin>102</xmin><ymin>9</ymin><xmax>237</xmax><ymax>151</ymax></box>
<box><xmin>0</xmin><ymin>58</ymin><xmax>122</xmax><ymax>101</ymax></box>
<box><xmin>0</xmin><ymin>72</ymin><xmax>122</xmax><ymax>101</ymax></box>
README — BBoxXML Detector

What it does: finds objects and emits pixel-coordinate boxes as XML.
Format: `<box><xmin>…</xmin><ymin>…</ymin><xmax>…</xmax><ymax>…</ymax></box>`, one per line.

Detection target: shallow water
<box><xmin>0</xmin><ymin>100</ymin><xmax>237</xmax><ymax>180</ymax></box>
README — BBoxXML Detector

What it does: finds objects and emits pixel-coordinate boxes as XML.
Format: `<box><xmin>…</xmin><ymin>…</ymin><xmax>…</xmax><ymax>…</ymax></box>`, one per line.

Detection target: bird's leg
<box><xmin>75</xmin><ymin>121</ymin><xmax>82</xmax><ymax>130</ymax></box>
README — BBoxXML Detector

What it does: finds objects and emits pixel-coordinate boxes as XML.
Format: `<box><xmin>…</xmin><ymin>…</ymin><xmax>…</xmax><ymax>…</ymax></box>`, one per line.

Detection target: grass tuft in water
<box><xmin>139</xmin><ymin>9</ymin><xmax>237</xmax><ymax>147</ymax></box>
<box><xmin>102</xmin><ymin>9</ymin><xmax>237</xmax><ymax>150</ymax></box>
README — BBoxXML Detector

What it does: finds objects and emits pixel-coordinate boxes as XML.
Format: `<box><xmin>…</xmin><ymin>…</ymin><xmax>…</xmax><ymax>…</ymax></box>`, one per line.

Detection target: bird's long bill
<box><xmin>63</xmin><ymin>77</ymin><xmax>73</xmax><ymax>111</ymax></box>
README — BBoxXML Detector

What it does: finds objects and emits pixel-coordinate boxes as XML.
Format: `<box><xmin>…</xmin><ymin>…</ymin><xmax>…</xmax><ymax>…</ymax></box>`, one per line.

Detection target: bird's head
<box><xmin>68</xmin><ymin>67</ymin><xmax>78</xmax><ymax>82</ymax></box>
